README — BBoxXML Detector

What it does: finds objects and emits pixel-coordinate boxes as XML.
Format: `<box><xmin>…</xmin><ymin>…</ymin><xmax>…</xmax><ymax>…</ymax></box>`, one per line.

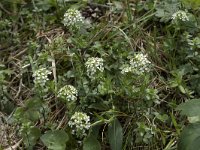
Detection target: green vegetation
<box><xmin>0</xmin><ymin>0</ymin><xmax>200</xmax><ymax>149</ymax></box>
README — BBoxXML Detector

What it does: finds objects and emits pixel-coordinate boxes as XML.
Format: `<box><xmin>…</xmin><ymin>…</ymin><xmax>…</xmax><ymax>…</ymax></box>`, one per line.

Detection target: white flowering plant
<box><xmin>32</xmin><ymin>68</ymin><xmax>51</xmax><ymax>87</ymax></box>
<box><xmin>85</xmin><ymin>57</ymin><xmax>104</xmax><ymax>79</ymax></box>
<box><xmin>171</xmin><ymin>10</ymin><xmax>189</xmax><ymax>22</ymax></box>
<box><xmin>68</xmin><ymin>112</ymin><xmax>91</xmax><ymax>139</ymax></box>
<box><xmin>121</xmin><ymin>53</ymin><xmax>151</xmax><ymax>75</ymax></box>
<box><xmin>5</xmin><ymin>0</ymin><xmax>200</xmax><ymax>150</ymax></box>
<box><xmin>63</xmin><ymin>9</ymin><xmax>84</xmax><ymax>28</ymax></box>
<box><xmin>57</xmin><ymin>85</ymin><xmax>78</xmax><ymax>102</ymax></box>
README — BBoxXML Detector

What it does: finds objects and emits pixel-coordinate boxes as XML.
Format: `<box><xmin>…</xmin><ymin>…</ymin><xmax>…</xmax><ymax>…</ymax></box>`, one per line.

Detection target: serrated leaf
<box><xmin>108</xmin><ymin>118</ymin><xmax>123</xmax><ymax>150</ymax></box>
<box><xmin>83</xmin><ymin>134</ymin><xmax>101</xmax><ymax>150</ymax></box>
<box><xmin>178</xmin><ymin>123</ymin><xmax>200</xmax><ymax>150</ymax></box>
<box><xmin>176</xmin><ymin>99</ymin><xmax>200</xmax><ymax>117</ymax></box>
<box><xmin>41</xmin><ymin>130</ymin><xmax>68</xmax><ymax>150</ymax></box>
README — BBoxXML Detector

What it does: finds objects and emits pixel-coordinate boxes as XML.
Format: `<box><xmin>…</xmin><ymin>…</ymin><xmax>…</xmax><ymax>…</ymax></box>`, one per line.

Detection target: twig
<box><xmin>50</xmin><ymin>51</ymin><xmax>57</xmax><ymax>93</ymax></box>
<box><xmin>56</xmin><ymin>114</ymin><xmax>67</xmax><ymax>130</ymax></box>
<box><xmin>14</xmin><ymin>78</ymin><xmax>22</xmax><ymax>99</ymax></box>
<box><xmin>0</xmin><ymin>2</ymin><xmax>12</xmax><ymax>15</ymax></box>
<box><xmin>5</xmin><ymin>139</ymin><xmax>23</xmax><ymax>150</ymax></box>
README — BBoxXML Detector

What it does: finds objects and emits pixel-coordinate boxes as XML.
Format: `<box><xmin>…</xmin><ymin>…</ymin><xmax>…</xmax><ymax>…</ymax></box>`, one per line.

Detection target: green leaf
<box><xmin>83</xmin><ymin>134</ymin><xmax>101</xmax><ymax>150</ymax></box>
<box><xmin>0</xmin><ymin>145</ymin><xmax>3</xmax><ymax>150</ymax></box>
<box><xmin>14</xmin><ymin>98</ymin><xmax>44</xmax><ymax>122</ymax></box>
<box><xmin>176</xmin><ymin>99</ymin><xmax>200</xmax><ymax>117</ymax></box>
<box><xmin>188</xmin><ymin>116</ymin><xmax>200</xmax><ymax>123</ymax></box>
<box><xmin>108</xmin><ymin>118</ymin><xmax>123</xmax><ymax>150</ymax></box>
<box><xmin>178</xmin><ymin>123</ymin><xmax>200</xmax><ymax>150</ymax></box>
<box><xmin>89</xmin><ymin>102</ymin><xmax>109</xmax><ymax>111</ymax></box>
<box><xmin>155</xmin><ymin>0</ymin><xmax>180</xmax><ymax>22</ymax></box>
<box><xmin>181</xmin><ymin>0</ymin><xmax>200</xmax><ymax>9</ymax></box>
<box><xmin>178</xmin><ymin>85</ymin><xmax>186</xmax><ymax>94</ymax></box>
<box><xmin>23</xmin><ymin>127</ymin><xmax>41</xmax><ymax>149</ymax></box>
<box><xmin>25</xmin><ymin>98</ymin><xmax>43</xmax><ymax>108</ymax></box>
<box><xmin>90</xmin><ymin>125</ymin><xmax>100</xmax><ymax>138</ymax></box>
<box><xmin>41</xmin><ymin>130</ymin><xmax>68</xmax><ymax>150</ymax></box>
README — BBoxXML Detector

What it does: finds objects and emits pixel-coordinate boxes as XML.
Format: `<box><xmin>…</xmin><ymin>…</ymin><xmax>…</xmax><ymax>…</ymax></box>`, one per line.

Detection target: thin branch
<box><xmin>0</xmin><ymin>2</ymin><xmax>12</xmax><ymax>15</ymax></box>
<box><xmin>5</xmin><ymin>139</ymin><xmax>23</xmax><ymax>150</ymax></box>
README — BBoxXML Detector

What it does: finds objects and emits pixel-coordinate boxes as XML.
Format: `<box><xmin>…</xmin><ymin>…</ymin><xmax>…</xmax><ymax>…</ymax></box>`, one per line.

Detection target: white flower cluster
<box><xmin>121</xmin><ymin>64</ymin><xmax>132</xmax><ymax>74</ymax></box>
<box><xmin>85</xmin><ymin>57</ymin><xmax>104</xmax><ymax>78</ymax></box>
<box><xmin>171</xmin><ymin>10</ymin><xmax>189</xmax><ymax>22</ymax></box>
<box><xmin>121</xmin><ymin>53</ymin><xmax>151</xmax><ymax>75</ymax></box>
<box><xmin>33</xmin><ymin>68</ymin><xmax>51</xmax><ymax>87</ymax></box>
<box><xmin>57</xmin><ymin>85</ymin><xmax>78</xmax><ymax>102</ymax></box>
<box><xmin>63</xmin><ymin>9</ymin><xmax>84</xmax><ymax>27</ymax></box>
<box><xmin>68</xmin><ymin>112</ymin><xmax>91</xmax><ymax>138</ymax></box>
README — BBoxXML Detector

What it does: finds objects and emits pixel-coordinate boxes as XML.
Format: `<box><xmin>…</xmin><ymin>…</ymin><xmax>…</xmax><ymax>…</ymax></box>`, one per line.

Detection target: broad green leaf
<box><xmin>90</xmin><ymin>125</ymin><xmax>100</xmax><ymax>138</ymax></box>
<box><xmin>14</xmin><ymin>98</ymin><xmax>43</xmax><ymax>122</ymax></box>
<box><xmin>181</xmin><ymin>0</ymin><xmax>200</xmax><ymax>9</ymax></box>
<box><xmin>83</xmin><ymin>134</ymin><xmax>101</xmax><ymax>150</ymax></box>
<box><xmin>176</xmin><ymin>99</ymin><xmax>200</xmax><ymax>117</ymax></box>
<box><xmin>188</xmin><ymin>116</ymin><xmax>200</xmax><ymax>123</ymax></box>
<box><xmin>155</xmin><ymin>0</ymin><xmax>180</xmax><ymax>22</ymax></box>
<box><xmin>178</xmin><ymin>123</ymin><xmax>200</xmax><ymax>150</ymax></box>
<box><xmin>25</xmin><ymin>98</ymin><xmax>43</xmax><ymax>108</ymax></box>
<box><xmin>23</xmin><ymin>127</ymin><xmax>41</xmax><ymax>150</ymax></box>
<box><xmin>108</xmin><ymin>118</ymin><xmax>123</xmax><ymax>150</ymax></box>
<box><xmin>41</xmin><ymin>130</ymin><xmax>68</xmax><ymax>150</ymax></box>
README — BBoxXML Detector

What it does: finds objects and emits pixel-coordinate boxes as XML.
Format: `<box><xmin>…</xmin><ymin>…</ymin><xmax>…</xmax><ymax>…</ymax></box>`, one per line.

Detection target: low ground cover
<box><xmin>1</xmin><ymin>0</ymin><xmax>200</xmax><ymax>149</ymax></box>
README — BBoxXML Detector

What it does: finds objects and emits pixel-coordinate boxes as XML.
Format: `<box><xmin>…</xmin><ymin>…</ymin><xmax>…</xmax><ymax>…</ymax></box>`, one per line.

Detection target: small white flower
<box><xmin>57</xmin><ymin>85</ymin><xmax>78</xmax><ymax>102</ymax></box>
<box><xmin>171</xmin><ymin>10</ymin><xmax>189</xmax><ymax>22</ymax></box>
<box><xmin>85</xmin><ymin>57</ymin><xmax>104</xmax><ymax>79</ymax></box>
<box><xmin>121</xmin><ymin>53</ymin><xmax>151</xmax><ymax>75</ymax></box>
<box><xmin>33</xmin><ymin>68</ymin><xmax>51</xmax><ymax>87</ymax></box>
<box><xmin>121</xmin><ymin>65</ymin><xmax>132</xmax><ymax>74</ymax></box>
<box><xmin>63</xmin><ymin>9</ymin><xmax>84</xmax><ymax>27</ymax></box>
<box><xmin>130</xmin><ymin>53</ymin><xmax>151</xmax><ymax>74</ymax></box>
<box><xmin>68</xmin><ymin>112</ymin><xmax>91</xmax><ymax>138</ymax></box>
